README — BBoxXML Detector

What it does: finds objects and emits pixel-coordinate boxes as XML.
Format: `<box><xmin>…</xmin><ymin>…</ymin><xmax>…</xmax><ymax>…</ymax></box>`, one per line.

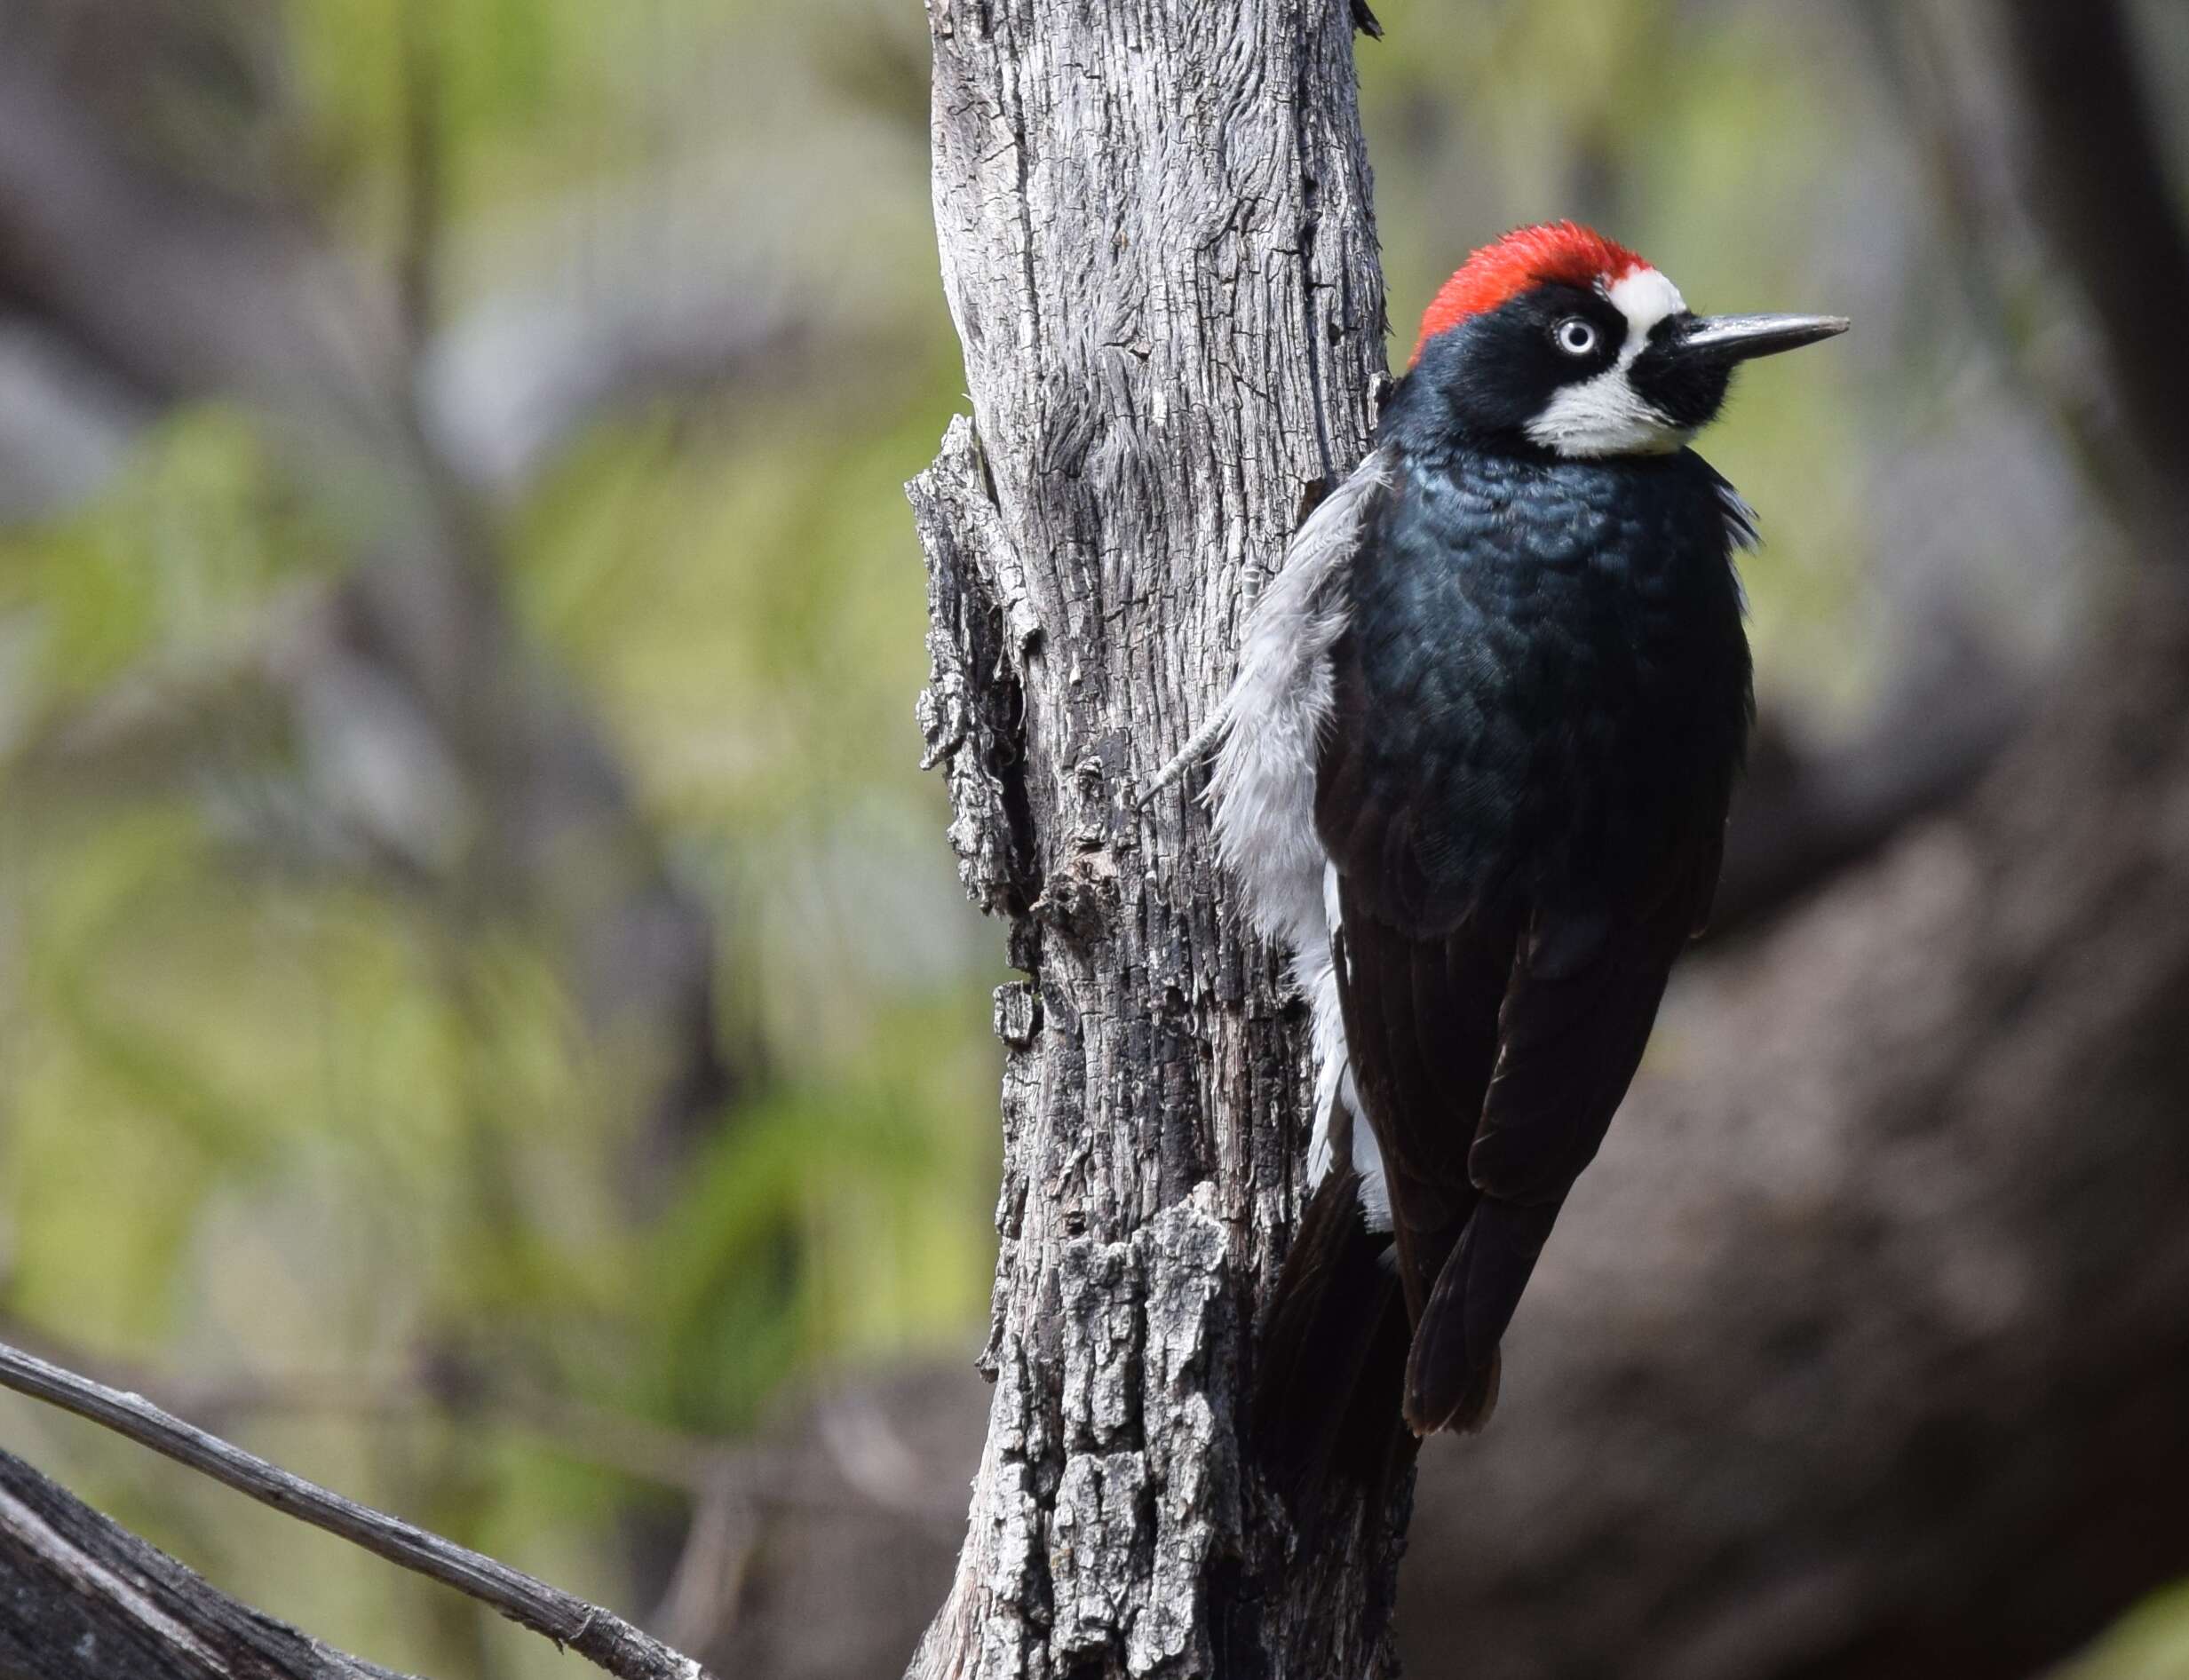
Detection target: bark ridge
<box><xmin>908</xmin><ymin>3</ymin><xmax>1399</xmax><ymax>1676</ymax></box>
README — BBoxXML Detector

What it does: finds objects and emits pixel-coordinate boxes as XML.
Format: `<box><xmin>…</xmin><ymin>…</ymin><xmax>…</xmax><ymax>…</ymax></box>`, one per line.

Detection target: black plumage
<box><xmin>1318</xmin><ymin>432</ymin><xmax>1750</xmax><ymax>1433</ymax></box>
<box><xmin>1240</xmin><ymin>226</ymin><xmax>1842</xmax><ymax>1494</ymax></box>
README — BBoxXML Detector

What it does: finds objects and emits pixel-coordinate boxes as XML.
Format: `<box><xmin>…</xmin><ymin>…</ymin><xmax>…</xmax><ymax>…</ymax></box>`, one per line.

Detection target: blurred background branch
<box><xmin>1</xmin><ymin>0</ymin><xmax>2186</xmax><ymax>1675</ymax></box>
<box><xmin>0</xmin><ymin>0</ymin><xmax>745</xmax><ymax>1182</ymax></box>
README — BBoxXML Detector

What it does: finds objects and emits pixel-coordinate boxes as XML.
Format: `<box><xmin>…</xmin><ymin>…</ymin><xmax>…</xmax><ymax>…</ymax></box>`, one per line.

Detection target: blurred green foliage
<box><xmin>0</xmin><ymin>1</ymin><xmax>992</xmax><ymax>1668</ymax></box>
<box><xmin>0</xmin><ymin>0</ymin><xmax>2155</xmax><ymax>1674</ymax></box>
<box><xmin>2071</xmin><ymin>1583</ymin><xmax>2189</xmax><ymax>1680</ymax></box>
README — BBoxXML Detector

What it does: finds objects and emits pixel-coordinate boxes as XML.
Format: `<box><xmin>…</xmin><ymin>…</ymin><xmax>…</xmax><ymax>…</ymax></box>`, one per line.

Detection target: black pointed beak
<box><xmin>1670</xmin><ymin>313</ymin><xmax>1850</xmax><ymax>363</ymax></box>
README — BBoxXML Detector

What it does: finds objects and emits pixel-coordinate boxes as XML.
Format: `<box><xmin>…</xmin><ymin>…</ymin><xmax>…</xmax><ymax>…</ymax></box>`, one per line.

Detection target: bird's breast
<box><xmin>1323</xmin><ymin>448</ymin><xmax>1752</xmax><ymax>920</ymax></box>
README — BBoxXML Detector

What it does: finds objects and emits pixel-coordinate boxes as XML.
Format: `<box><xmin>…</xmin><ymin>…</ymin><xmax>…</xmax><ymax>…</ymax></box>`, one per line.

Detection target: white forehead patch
<box><xmin>1606</xmin><ymin>265</ymin><xmax>1685</xmax><ymax>343</ymax></box>
<box><xmin>1525</xmin><ymin>265</ymin><xmax>1694</xmax><ymax>459</ymax></box>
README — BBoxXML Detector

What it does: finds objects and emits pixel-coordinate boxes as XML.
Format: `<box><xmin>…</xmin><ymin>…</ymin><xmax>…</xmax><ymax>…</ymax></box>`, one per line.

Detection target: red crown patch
<box><xmin>1411</xmin><ymin>221</ymin><xmax>1649</xmax><ymax>366</ymax></box>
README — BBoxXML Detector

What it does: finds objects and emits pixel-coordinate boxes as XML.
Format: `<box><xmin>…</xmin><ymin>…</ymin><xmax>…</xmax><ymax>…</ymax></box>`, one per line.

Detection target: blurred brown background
<box><xmin>0</xmin><ymin>1</ymin><xmax>2185</xmax><ymax>1676</ymax></box>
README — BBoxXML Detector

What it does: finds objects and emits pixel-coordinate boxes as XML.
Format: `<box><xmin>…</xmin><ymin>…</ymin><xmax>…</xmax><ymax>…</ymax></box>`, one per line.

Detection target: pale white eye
<box><xmin>1555</xmin><ymin>317</ymin><xmax>1599</xmax><ymax>357</ymax></box>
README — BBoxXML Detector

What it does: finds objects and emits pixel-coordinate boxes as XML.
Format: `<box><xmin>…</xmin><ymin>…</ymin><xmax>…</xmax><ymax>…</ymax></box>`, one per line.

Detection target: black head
<box><xmin>1384</xmin><ymin>225</ymin><xmax>1847</xmax><ymax>460</ymax></box>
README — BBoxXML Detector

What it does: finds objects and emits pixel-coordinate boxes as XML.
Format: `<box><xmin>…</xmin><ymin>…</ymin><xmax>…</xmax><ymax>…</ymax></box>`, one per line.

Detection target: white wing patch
<box><xmin>1175</xmin><ymin>450</ymin><xmax>1393</xmax><ymax>1233</ymax></box>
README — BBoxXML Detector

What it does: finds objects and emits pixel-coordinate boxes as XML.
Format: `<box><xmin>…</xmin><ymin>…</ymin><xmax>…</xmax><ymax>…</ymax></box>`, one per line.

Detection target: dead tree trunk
<box><xmin>907</xmin><ymin>3</ymin><xmax>1391</xmax><ymax>1675</ymax></box>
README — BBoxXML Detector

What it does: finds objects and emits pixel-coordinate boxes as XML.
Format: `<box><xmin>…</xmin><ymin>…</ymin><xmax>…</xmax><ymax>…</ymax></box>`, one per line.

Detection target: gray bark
<box><xmin>0</xmin><ymin>1449</ymin><xmax>413</xmax><ymax>1680</ymax></box>
<box><xmin>719</xmin><ymin>582</ymin><xmax>2189</xmax><ymax>1680</ymax></box>
<box><xmin>0</xmin><ymin>1344</ymin><xmax>711</xmax><ymax>1680</ymax></box>
<box><xmin>908</xmin><ymin>3</ymin><xmax>1392</xmax><ymax>1676</ymax></box>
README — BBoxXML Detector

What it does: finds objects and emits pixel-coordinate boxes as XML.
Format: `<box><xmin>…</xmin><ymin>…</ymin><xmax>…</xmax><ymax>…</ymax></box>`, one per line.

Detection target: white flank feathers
<box><xmin>1184</xmin><ymin>449</ymin><xmax>1394</xmax><ymax>1232</ymax></box>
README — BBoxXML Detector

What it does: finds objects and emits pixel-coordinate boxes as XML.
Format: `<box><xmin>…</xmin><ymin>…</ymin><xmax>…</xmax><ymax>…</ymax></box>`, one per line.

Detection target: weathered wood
<box><xmin>0</xmin><ymin>1448</ymin><xmax>413</xmax><ymax>1680</ymax></box>
<box><xmin>908</xmin><ymin>2</ymin><xmax>1394</xmax><ymax>1675</ymax></box>
<box><xmin>0</xmin><ymin>1343</ymin><xmax>712</xmax><ymax>1680</ymax></box>
<box><xmin>719</xmin><ymin>587</ymin><xmax>2189</xmax><ymax>1680</ymax></box>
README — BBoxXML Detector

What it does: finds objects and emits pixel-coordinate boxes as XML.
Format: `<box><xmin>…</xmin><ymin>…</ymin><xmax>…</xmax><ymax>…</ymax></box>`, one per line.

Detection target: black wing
<box><xmin>1318</xmin><ymin>616</ymin><xmax>1725</xmax><ymax>1434</ymax></box>
<box><xmin>1402</xmin><ymin>872</ymin><xmax>1709</xmax><ymax>1432</ymax></box>
<box><xmin>1328</xmin><ymin>849</ymin><xmax>1716</xmax><ymax>1435</ymax></box>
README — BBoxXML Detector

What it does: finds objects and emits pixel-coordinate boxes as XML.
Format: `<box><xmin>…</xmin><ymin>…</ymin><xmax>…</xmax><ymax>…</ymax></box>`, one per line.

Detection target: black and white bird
<box><xmin>1170</xmin><ymin>221</ymin><xmax>1845</xmax><ymax>1497</ymax></box>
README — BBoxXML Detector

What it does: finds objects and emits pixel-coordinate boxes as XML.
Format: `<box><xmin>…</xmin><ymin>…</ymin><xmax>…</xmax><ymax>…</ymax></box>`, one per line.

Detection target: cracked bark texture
<box><xmin>0</xmin><ymin>1450</ymin><xmax>412</xmax><ymax>1680</ymax></box>
<box><xmin>907</xmin><ymin>4</ymin><xmax>1391</xmax><ymax>1676</ymax></box>
<box><xmin>727</xmin><ymin>578</ymin><xmax>2189</xmax><ymax>1680</ymax></box>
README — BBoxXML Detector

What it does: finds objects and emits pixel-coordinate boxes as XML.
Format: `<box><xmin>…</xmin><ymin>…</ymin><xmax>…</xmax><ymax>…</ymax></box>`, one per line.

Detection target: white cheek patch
<box><xmin>1526</xmin><ymin>265</ymin><xmax>1693</xmax><ymax>459</ymax></box>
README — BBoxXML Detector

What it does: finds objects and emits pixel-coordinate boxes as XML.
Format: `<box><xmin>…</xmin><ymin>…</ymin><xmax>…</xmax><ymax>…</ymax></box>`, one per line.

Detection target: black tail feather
<box><xmin>1404</xmin><ymin>1195</ymin><xmax>1549</xmax><ymax>1432</ymax></box>
<box><xmin>1254</xmin><ymin>1167</ymin><xmax>1417</xmax><ymax>1527</ymax></box>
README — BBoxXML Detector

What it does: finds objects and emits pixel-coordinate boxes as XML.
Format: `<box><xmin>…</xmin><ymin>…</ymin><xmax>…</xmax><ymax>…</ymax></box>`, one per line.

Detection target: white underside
<box><xmin>1201</xmin><ymin>452</ymin><xmax>1393</xmax><ymax>1233</ymax></box>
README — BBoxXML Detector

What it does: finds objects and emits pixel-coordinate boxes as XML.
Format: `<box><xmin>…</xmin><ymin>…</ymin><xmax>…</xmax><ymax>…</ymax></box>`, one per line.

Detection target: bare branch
<box><xmin>0</xmin><ymin>1340</ymin><xmax>713</xmax><ymax>1680</ymax></box>
<box><xmin>0</xmin><ymin>1449</ymin><xmax>416</xmax><ymax>1680</ymax></box>
<box><xmin>1985</xmin><ymin>0</ymin><xmax>2189</xmax><ymax>492</ymax></box>
<box><xmin>1876</xmin><ymin>0</ymin><xmax>2189</xmax><ymax>546</ymax></box>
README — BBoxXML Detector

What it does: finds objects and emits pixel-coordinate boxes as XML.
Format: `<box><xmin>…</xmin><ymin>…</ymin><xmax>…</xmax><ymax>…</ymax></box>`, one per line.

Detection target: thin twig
<box><xmin>0</xmin><ymin>1339</ymin><xmax>714</xmax><ymax>1680</ymax></box>
<box><xmin>0</xmin><ymin>1311</ymin><xmax>961</xmax><ymax>1523</ymax></box>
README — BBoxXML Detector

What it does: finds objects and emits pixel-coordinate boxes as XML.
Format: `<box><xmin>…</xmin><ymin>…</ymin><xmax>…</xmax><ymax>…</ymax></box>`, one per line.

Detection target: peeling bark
<box><xmin>908</xmin><ymin>3</ymin><xmax>1394</xmax><ymax>1675</ymax></box>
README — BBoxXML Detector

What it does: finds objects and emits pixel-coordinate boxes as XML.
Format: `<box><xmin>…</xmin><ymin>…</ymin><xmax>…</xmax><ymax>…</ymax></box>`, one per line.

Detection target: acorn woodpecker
<box><xmin>1172</xmin><ymin>221</ymin><xmax>1845</xmax><ymax>1494</ymax></box>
